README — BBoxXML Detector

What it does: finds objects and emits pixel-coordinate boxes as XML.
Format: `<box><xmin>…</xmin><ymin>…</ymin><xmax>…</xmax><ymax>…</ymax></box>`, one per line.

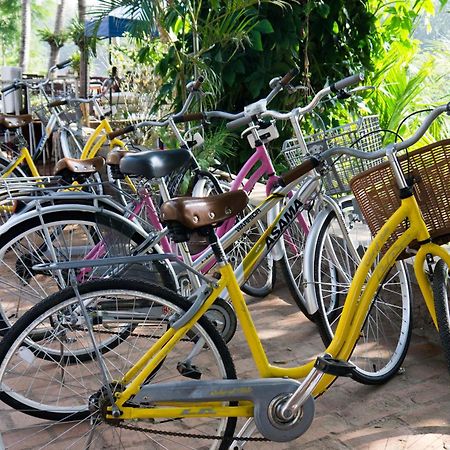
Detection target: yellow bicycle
<box><xmin>0</xmin><ymin>103</ymin><xmax>449</xmax><ymax>449</ymax></box>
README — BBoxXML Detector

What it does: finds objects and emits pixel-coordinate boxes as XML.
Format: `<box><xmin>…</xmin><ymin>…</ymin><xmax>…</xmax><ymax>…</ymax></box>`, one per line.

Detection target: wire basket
<box><xmin>34</xmin><ymin>105</ymin><xmax>51</xmax><ymax>126</ymax></box>
<box><xmin>282</xmin><ymin>115</ymin><xmax>383</xmax><ymax>196</ymax></box>
<box><xmin>350</xmin><ymin>139</ymin><xmax>450</xmax><ymax>257</ymax></box>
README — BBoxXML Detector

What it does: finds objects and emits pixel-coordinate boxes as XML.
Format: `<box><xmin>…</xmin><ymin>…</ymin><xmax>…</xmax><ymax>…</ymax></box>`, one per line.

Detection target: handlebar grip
<box><xmin>279</xmin><ymin>157</ymin><xmax>321</xmax><ymax>186</ymax></box>
<box><xmin>1</xmin><ymin>83</ymin><xmax>19</xmax><ymax>94</ymax></box>
<box><xmin>330</xmin><ymin>73</ymin><xmax>364</xmax><ymax>92</ymax></box>
<box><xmin>192</xmin><ymin>76</ymin><xmax>205</xmax><ymax>91</ymax></box>
<box><xmin>280</xmin><ymin>67</ymin><xmax>300</xmax><ymax>86</ymax></box>
<box><xmin>56</xmin><ymin>59</ymin><xmax>72</xmax><ymax>70</ymax></box>
<box><xmin>48</xmin><ymin>99</ymin><xmax>68</xmax><ymax>108</ymax></box>
<box><xmin>108</xmin><ymin>125</ymin><xmax>136</xmax><ymax>140</ymax></box>
<box><xmin>226</xmin><ymin>115</ymin><xmax>254</xmax><ymax>130</ymax></box>
<box><xmin>173</xmin><ymin>112</ymin><xmax>206</xmax><ymax>124</ymax></box>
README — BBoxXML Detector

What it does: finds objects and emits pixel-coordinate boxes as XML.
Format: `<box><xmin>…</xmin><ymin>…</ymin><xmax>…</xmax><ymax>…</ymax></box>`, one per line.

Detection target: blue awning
<box><xmin>85</xmin><ymin>7</ymin><xmax>158</xmax><ymax>39</ymax></box>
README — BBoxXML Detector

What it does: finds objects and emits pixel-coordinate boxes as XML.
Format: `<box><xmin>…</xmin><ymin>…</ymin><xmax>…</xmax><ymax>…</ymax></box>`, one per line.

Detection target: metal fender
<box><xmin>302</xmin><ymin>206</ymin><xmax>334</xmax><ymax>315</ymax></box>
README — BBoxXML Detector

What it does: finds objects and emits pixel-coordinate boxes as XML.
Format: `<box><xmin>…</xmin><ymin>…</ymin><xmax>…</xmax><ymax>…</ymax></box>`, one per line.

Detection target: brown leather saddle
<box><xmin>106</xmin><ymin>148</ymin><xmax>130</xmax><ymax>166</ymax></box>
<box><xmin>54</xmin><ymin>156</ymin><xmax>105</xmax><ymax>177</ymax></box>
<box><xmin>160</xmin><ymin>190</ymin><xmax>248</xmax><ymax>230</ymax></box>
<box><xmin>0</xmin><ymin>114</ymin><xmax>33</xmax><ymax>130</ymax></box>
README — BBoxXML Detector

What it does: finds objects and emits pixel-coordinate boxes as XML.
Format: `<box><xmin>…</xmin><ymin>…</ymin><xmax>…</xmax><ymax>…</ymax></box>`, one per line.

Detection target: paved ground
<box><xmin>0</xmin><ymin>279</ymin><xmax>449</xmax><ymax>449</ymax></box>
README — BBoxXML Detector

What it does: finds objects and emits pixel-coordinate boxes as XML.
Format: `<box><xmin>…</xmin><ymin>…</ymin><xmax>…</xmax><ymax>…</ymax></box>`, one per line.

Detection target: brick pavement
<box><xmin>0</xmin><ymin>281</ymin><xmax>449</xmax><ymax>449</ymax></box>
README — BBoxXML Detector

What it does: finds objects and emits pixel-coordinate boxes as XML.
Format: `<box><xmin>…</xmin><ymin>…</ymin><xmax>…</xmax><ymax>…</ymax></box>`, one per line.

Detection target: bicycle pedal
<box><xmin>177</xmin><ymin>361</ymin><xmax>202</xmax><ymax>380</ymax></box>
<box><xmin>314</xmin><ymin>354</ymin><xmax>355</xmax><ymax>377</ymax></box>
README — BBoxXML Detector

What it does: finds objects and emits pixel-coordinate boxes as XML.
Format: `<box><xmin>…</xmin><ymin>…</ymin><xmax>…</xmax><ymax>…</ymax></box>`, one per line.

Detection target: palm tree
<box><xmin>19</xmin><ymin>0</ymin><xmax>31</xmax><ymax>72</ymax></box>
<box><xmin>47</xmin><ymin>0</ymin><xmax>67</xmax><ymax>69</ymax></box>
<box><xmin>78</xmin><ymin>0</ymin><xmax>88</xmax><ymax>97</ymax></box>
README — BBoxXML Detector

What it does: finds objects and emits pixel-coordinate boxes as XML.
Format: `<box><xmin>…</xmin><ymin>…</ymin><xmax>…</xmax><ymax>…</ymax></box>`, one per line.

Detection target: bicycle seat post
<box><xmin>204</xmin><ymin>225</ymin><xmax>229</xmax><ymax>266</ymax></box>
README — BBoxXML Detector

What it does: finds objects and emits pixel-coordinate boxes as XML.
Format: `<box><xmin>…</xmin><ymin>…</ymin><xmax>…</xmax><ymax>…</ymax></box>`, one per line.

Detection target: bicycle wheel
<box><xmin>0</xmin><ymin>278</ymin><xmax>237</xmax><ymax>449</ymax></box>
<box><xmin>312</xmin><ymin>201</ymin><xmax>412</xmax><ymax>384</ymax></box>
<box><xmin>278</xmin><ymin>212</ymin><xmax>317</xmax><ymax>321</ymax></box>
<box><xmin>0</xmin><ymin>209</ymin><xmax>176</xmax><ymax>335</ymax></box>
<box><xmin>433</xmin><ymin>259</ymin><xmax>450</xmax><ymax>374</ymax></box>
<box><xmin>193</xmin><ymin>176</ymin><xmax>275</xmax><ymax>297</ymax></box>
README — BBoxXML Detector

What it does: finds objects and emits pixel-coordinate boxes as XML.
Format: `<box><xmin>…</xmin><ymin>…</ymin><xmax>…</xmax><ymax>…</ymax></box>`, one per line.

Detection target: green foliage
<box><xmin>94</xmin><ymin>0</ymin><xmax>450</xmax><ymax>170</ymax></box>
<box><xmin>196</xmin><ymin>125</ymin><xmax>237</xmax><ymax>171</ymax></box>
<box><xmin>0</xmin><ymin>0</ymin><xmax>21</xmax><ymax>65</ymax></box>
<box><xmin>95</xmin><ymin>0</ymin><xmax>294</xmax><ymax>110</ymax></box>
<box><xmin>204</xmin><ymin>1</ymin><xmax>376</xmax><ymax>115</ymax></box>
<box><xmin>361</xmin><ymin>0</ymin><xmax>450</xmax><ymax>147</ymax></box>
<box><xmin>37</xmin><ymin>28</ymin><xmax>69</xmax><ymax>48</ymax></box>
<box><xmin>0</xmin><ymin>0</ymin><xmax>58</xmax><ymax>71</ymax></box>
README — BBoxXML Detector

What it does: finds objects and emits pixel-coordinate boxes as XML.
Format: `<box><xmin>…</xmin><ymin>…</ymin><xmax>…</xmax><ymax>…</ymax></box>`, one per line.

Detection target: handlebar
<box><xmin>173</xmin><ymin>112</ymin><xmax>206</xmax><ymax>124</ymax></box>
<box><xmin>55</xmin><ymin>59</ymin><xmax>72</xmax><ymax>70</ymax></box>
<box><xmin>280</xmin><ymin>67</ymin><xmax>300</xmax><ymax>87</ymax></box>
<box><xmin>47</xmin><ymin>99</ymin><xmax>69</xmax><ymax>108</ymax></box>
<box><xmin>330</xmin><ymin>73</ymin><xmax>364</xmax><ymax>92</ymax></box>
<box><xmin>192</xmin><ymin>76</ymin><xmax>204</xmax><ymax>91</ymax></box>
<box><xmin>277</xmin><ymin>103</ymin><xmax>449</xmax><ymax>189</ymax></box>
<box><xmin>108</xmin><ymin>125</ymin><xmax>136</xmax><ymax>140</ymax></box>
<box><xmin>394</xmin><ymin>103</ymin><xmax>449</xmax><ymax>151</ymax></box>
<box><xmin>1</xmin><ymin>58</ymin><xmax>71</xmax><ymax>97</ymax></box>
<box><xmin>322</xmin><ymin>104</ymin><xmax>449</xmax><ymax>160</ymax></box>
<box><xmin>1</xmin><ymin>82</ymin><xmax>21</xmax><ymax>94</ymax></box>
<box><xmin>226</xmin><ymin>115</ymin><xmax>254</xmax><ymax>130</ymax></box>
<box><xmin>226</xmin><ymin>72</ymin><xmax>364</xmax><ymax>130</ymax></box>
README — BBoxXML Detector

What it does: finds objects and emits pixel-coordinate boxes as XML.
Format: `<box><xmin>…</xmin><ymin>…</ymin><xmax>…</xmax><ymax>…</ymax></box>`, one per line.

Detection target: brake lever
<box><xmin>285</xmin><ymin>84</ymin><xmax>308</xmax><ymax>94</ymax></box>
<box><xmin>336</xmin><ymin>89</ymin><xmax>352</xmax><ymax>100</ymax></box>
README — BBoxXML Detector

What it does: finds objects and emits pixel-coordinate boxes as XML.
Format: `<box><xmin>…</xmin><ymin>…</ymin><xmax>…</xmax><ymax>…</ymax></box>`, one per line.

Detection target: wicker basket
<box><xmin>350</xmin><ymin>139</ymin><xmax>450</xmax><ymax>257</ymax></box>
<box><xmin>282</xmin><ymin>115</ymin><xmax>383</xmax><ymax>196</ymax></box>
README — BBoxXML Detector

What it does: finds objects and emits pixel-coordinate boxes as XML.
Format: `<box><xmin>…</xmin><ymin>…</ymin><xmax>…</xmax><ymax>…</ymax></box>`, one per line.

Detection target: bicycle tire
<box><xmin>312</xmin><ymin>203</ymin><xmax>412</xmax><ymax>384</ymax></box>
<box><xmin>0</xmin><ymin>278</ymin><xmax>237</xmax><ymax>449</ymax></box>
<box><xmin>433</xmin><ymin>259</ymin><xmax>450</xmax><ymax>374</ymax></box>
<box><xmin>0</xmin><ymin>209</ymin><xmax>176</xmax><ymax>336</ymax></box>
<box><xmin>278</xmin><ymin>214</ymin><xmax>320</xmax><ymax>322</ymax></box>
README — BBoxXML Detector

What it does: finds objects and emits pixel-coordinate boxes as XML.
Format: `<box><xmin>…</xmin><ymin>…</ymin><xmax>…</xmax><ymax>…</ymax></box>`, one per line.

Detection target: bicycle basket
<box><xmin>350</xmin><ymin>139</ymin><xmax>450</xmax><ymax>257</ymax></box>
<box><xmin>282</xmin><ymin>115</ymin><xmax>383</xmax><ymax>196</ymax></box>
<box><xmin>34</xmin><ymin>105</ymin><xmax>51</xmax><ymax>126</ymax></box>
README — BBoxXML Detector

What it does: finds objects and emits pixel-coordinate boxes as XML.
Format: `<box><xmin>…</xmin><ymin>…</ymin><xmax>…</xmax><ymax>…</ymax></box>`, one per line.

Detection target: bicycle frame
<box><xmin>102</xmin><ymin>165</ymin><xmax>450</xmax><ymax>425</ymax></box>
<box><xmin>80</xmin><ymin>116</ymin><xmax>125</xmax><ymax>161</ymax></box>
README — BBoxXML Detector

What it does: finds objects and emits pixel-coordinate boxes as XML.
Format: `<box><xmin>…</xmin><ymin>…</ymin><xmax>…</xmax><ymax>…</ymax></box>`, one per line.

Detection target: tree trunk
<box><xmin>78</xmin><ymin>0</ymin><xmax>88</xmax><ymax>98</ymax></box>
<box><xmin>19</xmin><ymin>0</ymin><xmax>31</xmax><ymax>73</ymax></box>
<box><xmin>48</xmin><ymin>0</ymin><xmax>66</xmax><ymax>69</ymax></box>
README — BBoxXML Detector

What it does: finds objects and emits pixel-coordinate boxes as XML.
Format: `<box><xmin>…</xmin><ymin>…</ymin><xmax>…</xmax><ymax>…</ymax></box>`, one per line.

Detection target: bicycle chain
<box><xmin>114</xmin><ymin>420</ymin><xmax>268</xmax><ymax>442</ymax></box>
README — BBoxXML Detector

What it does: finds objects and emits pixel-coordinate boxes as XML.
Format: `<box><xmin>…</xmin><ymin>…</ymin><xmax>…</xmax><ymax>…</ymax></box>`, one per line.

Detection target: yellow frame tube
<box><xmin>1</xmin><ymin>147</ymin><xmax>40</xmax><ymax>178</ymax></box>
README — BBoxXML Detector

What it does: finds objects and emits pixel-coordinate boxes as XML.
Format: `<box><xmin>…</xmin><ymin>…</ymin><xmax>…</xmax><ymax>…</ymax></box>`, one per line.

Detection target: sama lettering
<box><xmin>266</xmin><ymin>199</ymin><xmax>303</xmax><ymax>248</ymax></box>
